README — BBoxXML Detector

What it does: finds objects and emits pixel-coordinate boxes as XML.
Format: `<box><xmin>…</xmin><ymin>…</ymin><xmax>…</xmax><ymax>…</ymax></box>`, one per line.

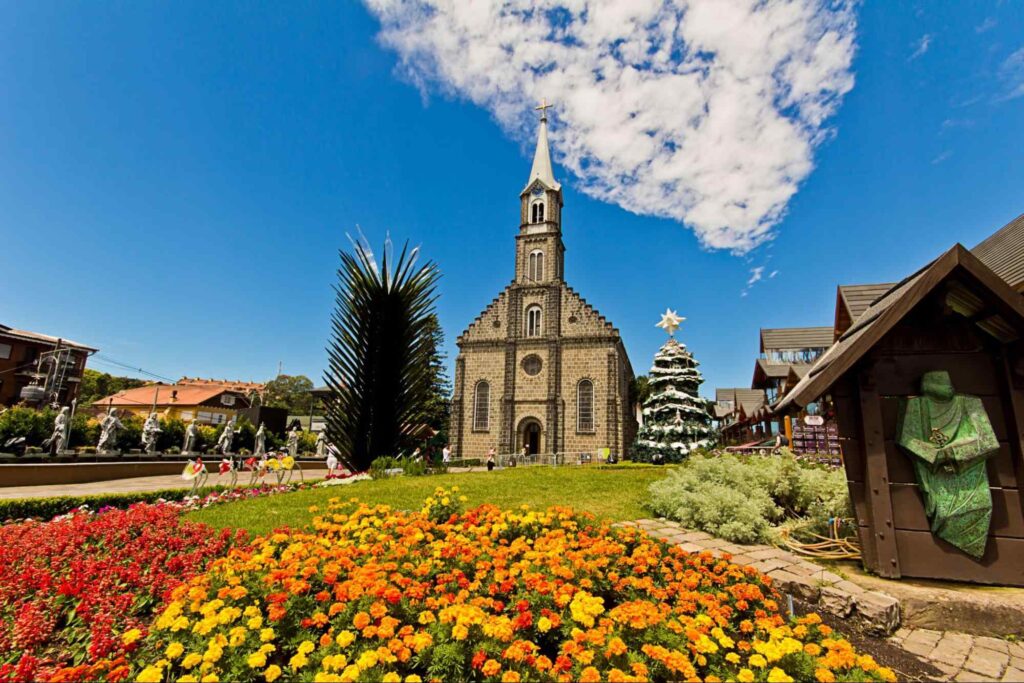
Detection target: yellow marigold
<box><xmin>857</xmin><ymin>654</ymin><xmax>879</xmax><ymax>672</ymax></box>
<box><xmin>290</xmin><ymin>653</ymin><xmax>309</xmax><ymax>669</ymax></box>
<box><xmin>749</xmin><ymin>654</ymin><xmax>767</xmax><ymax>669</ymax></box>
<box><xmin>264</xmin><ymin>668</ymin><xmax>282</xmax><ymax>683</ymax></box>
<box><xmin>405</xmin><ymin>676</ymin><xmax>423</xmax><ymax>683</ymax></box>
<box><xmin>247</xmin><ymin>616</ymin><xmax>263</xmax><ymax>629</ymax></box>
<box><xmin>382</xmin><ymin>674</ymin><xmax>401</xmax><ymax>683</ymax></box>
<box><xmin>418</xmin><ymin>611</ymin><xmax>435</xmax><ymax>625</ymax></box>
<box><xmin>726</xmin><ymin>652</ymin><xmax>741</xmax><ymax>664</ymax></box>
<box><xmin>814</xmin><ymin>669</ymin><xmax>836</xmax><ymax>683</ymax></box>
<box><xmin>298</xmin><ymin>640</ymin><xmax>316</xmax><ymax>655</ymax></box>
<box><xmin>165</xmin><ymin>642</ymin><xmax>184</xmax><ymax>659</ymax></box>
<box><xmin>452</xmin><ymin>624</ymin><xmax>469</xmax><ymax>641</ymax></box>
<box><xmin>200</xmin><ymin>674</ymin><xmax>219</xmax><ymax>683</ymax></box>
<box><xmin>537</xmin><ymin>616</ymin><xmax>552</xmax><ymax>633</ymax></box>
<box><xmin>804</xmin><ymin>643</ymin><xmax>821</xmax><ymax>656</ymax></box>
<box><xmin>501</xmin><ymin>671</ymin><xmax>521</xmax><ymax>683</ymax></box>
<box><xmin>357</xmin><ymin>650</ymin><xmax>379</xmax><ymax>670</ymax></box>
<box><xmin>182</xmin><ymin>653</ymin><xmax>203</xmax><ymax>669</ymax></box>
<box><xmin>260</xmin><ymin>628</ymin><xmax>275</xmax><ymax>642</ymax></box>
<box><xmin>336</xmin><ymin>630</ymin><xmax>356</xmax><ymax>648</ymax></box>
<box><xmin>579</xmin><ymin>667</ymin><xmax>601</xmax><ymax>683</ymax></box>
<box><xmin>767</xmin><ymin>667</ymin><xmax>795</xmax><ymax>683</ymax></box>
<box><xmin>878</xmin><ymin>667</ymin><xmax>897</xmax><ymax>683</ymax></box>
<box><xmin>247</xmin><ymin>652</ymin><xmax>267</xmax><ymax>669</ymax></box>
<box><xmin>136</xmin><ymin>666</ymin><xmax>163</xmax><ymax>683</ymax></box>
<box><xmin>482</xmin><ymin>659</ymin><xmax>501</xmax><ymax>677</ymax></box>
<box><xmin>178</xmin><ymin>677</ymin><xmax>198</xmax><ymax>683</ymax></box>
<box><xmin>736</xmin><ymin>669</ymin><xmax>755</xmax><ymax>683</ymax></box>
<box><xmin>122</xmin><ymin>628</ymin><xmax>142</xmax><ymax>645</ymax></box>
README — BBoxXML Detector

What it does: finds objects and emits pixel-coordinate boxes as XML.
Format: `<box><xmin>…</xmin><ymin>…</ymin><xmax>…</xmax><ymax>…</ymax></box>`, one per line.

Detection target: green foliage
<box><xmin>263</xmin><ymin>374</ymin><xmax>316</xmax><ymax>415</ymax></box>
<box><xmin>0</xmin><ymin>406</ymin><xmax>54</xmax><ymax>447</ymax></box>
<box><xmin>369</xmin><ymin>456</ymin><xmax>400</xmax><ymax>479</ymax></box>
<box><xmin>0</xmin><ymin>486</ymin><xmax>231</xmax><ymax>522</ymax></box>
<box><xmin>325</xmin><ymin>238</ymin><xmax>441</xmax><ymax>472</ymax></box>
<box><xmin>629</xmin><ymin>375</ymin><xmax>652</xmax><ymax>407</ymax></box>
<box><xmin>419</xmin><ymin>314</ymin><xmax>451</xmax><ymax>449</ymax></box>
<box><xmin>78</xmin><ymin>369</ymin><xmax>147</xmax><ymax>406</ymax></box>
<box><xmin>401</xmin><ymin>458</ymin><xmax>427</xmax><ymax>477</ymax></box>
<box><xmin>646</xmin><ymin>451</ymin><xmax>852</xmax><ymax>544</ymax></box>
<box><xmin>157</xmin><ymin>418</ymin><xmax>186</xmax><ymax>452</ymax></box>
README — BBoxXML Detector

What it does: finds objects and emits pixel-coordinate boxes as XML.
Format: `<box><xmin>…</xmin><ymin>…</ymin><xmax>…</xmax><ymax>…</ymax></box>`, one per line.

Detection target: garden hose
<box><xmin>776</xmin><ymin>516</ymin><xmax>862</xmax><ymax>561</ymax></box>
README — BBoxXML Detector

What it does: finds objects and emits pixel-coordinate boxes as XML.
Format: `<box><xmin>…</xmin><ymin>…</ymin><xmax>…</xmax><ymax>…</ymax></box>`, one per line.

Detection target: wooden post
<box><xmin>784</xmin><ymin>415</ymin><xmax>793</xmax><ymax>447</ymax></box>
<box><xmin>1000</xmin><ymin>349</ymin><xmax>1024</xmax><ymax>491</ymax></box>
<box><xmin>858</xmin><ymin>363</ymin><xmax>901</xmax><ymax>578</ymax></box>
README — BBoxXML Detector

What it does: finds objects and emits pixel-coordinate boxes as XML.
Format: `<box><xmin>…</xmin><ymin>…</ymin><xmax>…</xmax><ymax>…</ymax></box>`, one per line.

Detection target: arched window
<box><xmin>577</xmin><ymin>379</ymin><xmax>595</xmax><ymax>432</ymax></box>
<box><xmin>528</xmin><ymin>250</ymin><xmax>544</xmax><ymax>281</ymax></box>
<box><xmin>473</xmin><ymin>381</ymin><xmax>490</xmax><ymax>431</ymax></box>
<box><xmin>531</xmin><ymin>201</ymin><xmax>545</xmax><ymax>223</ymax></box>
<box><xmin>526</xmin><ymin>306</ymin><xmax>543</xmax><ymax>338</ymax></box>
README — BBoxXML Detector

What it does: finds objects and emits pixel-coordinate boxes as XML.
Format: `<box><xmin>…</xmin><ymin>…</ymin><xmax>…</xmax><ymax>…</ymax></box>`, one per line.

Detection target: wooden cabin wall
<box><xmin>834</xmin><ymin>301</ymin><xmax>1024</xmax><ymax>586</ymax></box>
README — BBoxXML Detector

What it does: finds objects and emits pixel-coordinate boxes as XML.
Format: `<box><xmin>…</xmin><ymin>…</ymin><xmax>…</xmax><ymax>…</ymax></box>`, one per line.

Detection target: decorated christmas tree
<box><xmin>633</xmin><ymin>310</ymin><xmax>716</xmax><ymax>463</ymax></box>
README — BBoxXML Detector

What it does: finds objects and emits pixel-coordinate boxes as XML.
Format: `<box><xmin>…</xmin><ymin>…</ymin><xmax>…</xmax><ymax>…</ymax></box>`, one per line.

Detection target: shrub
<box><xmin>129</xmin><ymin>496</ymin><xmax>895</xmax><ymax>683</ymax></box>
<box><xmin>0</xmin><ymin>486</ymin><xmax>233</xmax><ymax>523</ymax></box>
<box><xmin>646</xmin><ymin>452</ymin><xmax>852</xmax><ymax>545</ymax></box>
<box><xmin>0</xmin><ymin>505</ymin><xmax>244</xmax><ymax>681</ymax></box>
<box><xmin>369</xmin><ymin>456</ymin><xmax>400</xmax><ymax>479</ymax></box>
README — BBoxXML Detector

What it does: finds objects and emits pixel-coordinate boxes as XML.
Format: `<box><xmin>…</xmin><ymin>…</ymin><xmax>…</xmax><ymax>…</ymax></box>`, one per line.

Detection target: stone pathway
<box><xmin>0</xmin><ymin>467</ymin><xmax>329</xmax><ymax>499</ymax></box>
<box><xmin>622</xmin><ymin>518</ymin><xmax>901</xmax><ymax>635</ymax></box>
<box><xmin>889</xmin><ymin>628</ymin><xmax>1024</xmax><ymax>682</ymax></box>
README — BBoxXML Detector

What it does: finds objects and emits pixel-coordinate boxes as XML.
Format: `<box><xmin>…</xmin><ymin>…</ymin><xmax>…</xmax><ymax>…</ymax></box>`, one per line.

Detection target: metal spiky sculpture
<box><xmin>324</xmin><ymin>236</ymin><xmax>440</xmax><ymax>472</ymax></box>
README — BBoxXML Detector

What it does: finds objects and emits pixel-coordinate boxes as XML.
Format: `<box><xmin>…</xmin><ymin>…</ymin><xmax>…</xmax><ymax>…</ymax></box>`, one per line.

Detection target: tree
<box><xmin>421</xmin><ymin>314</ymin><xmax>451</xmax><ymax>448</ymax></box>
<box><xmin>263</xmin><ymin>374</ymin><xmax>316</xmax><ymax>415</ymax></box>
<box><xmin>324</xmin><ymin>238</ymin><xmax>441</xmax><ymax>471</ymax></box>
<box><xmin>632</xmin><ymin>338</ymin><xmax>715</xmax><ymax>463</ymax></box>
<box><xmin>78</xmin><ymin>369</ymin><xmax>147</xmax><ymax>406</ymax></box>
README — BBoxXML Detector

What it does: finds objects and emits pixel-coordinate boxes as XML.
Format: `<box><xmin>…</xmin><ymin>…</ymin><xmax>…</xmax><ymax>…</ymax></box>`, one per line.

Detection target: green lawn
<box><xmin>186</xmin><ymin>465</ymin><xmax>668</xmax><ymax>535</ymax></box>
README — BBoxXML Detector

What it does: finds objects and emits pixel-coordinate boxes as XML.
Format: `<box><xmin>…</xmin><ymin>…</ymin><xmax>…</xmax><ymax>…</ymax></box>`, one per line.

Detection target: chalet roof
<box><xmin>0</xmin><ymin>324</ymin><xmax>97</xmax><ymax>352</ymax></box>
<box><xmin>755</xmin><ymin>358</ymin><xmax>792</xmax><ymax>379</ymax></box>
<box><xmin>973</xmin><ymin>212</ymin><xmax>1024</xmax><ymax>290</ymax></box>
<box><xmin>776</xmin><ymin>244</ymin><xmax>1024</xmax><ymax>413</ymax></box>
<box><xmin>95</xmin><ymin>383</ymin><xmax>247</xmax><ymax>409</ymax></box>
<box><xmin>715</xmin><ymin>388</ymin><xmax>766</xmax><ymax>405</ymax></box>
<box><xmin>838</xmin><ymin>283</ymin><xmax>897</xmax><ymax>324</ymax></box>
<box><xmin>759</xmin><ymin>327</ymin><xmax>833</xmax><ymax>353</ymax></box>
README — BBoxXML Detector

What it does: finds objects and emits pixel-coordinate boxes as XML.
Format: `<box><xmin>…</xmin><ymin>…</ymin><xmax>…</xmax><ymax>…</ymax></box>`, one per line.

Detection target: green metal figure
<box><xmin>896</xmin><ymin>371</ymin><xmax>999</xmax><ymax>558</ymax></box>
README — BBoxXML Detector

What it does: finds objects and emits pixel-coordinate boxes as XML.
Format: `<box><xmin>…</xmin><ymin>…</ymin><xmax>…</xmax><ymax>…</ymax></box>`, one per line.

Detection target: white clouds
<box><xmin>931</xmin><ymin>150</ymin><xmax>952</xmax><ymax>165</ymax></box>
<box><xmin>999</xmin><ymin>47</ymin><xmax>1024</xmax><ymax>101</ymax></box>
<box><xmin>908</xmin><ymin>34</ymin><xmax>932</xmax><ymax>61</ymax></box>
<box><xmin>362</xmin><ymin>0</ymin><xmax>858</xmax><ymax>253</ymax></box>
<box><xmin>975</xmin><ymin>17</ymin><xmax>997</xmax><ymax>34</ymax></box>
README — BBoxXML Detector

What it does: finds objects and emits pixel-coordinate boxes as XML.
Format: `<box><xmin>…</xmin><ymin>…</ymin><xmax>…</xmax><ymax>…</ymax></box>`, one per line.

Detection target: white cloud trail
<box><xmin>363</xmin><ymin>0</ymin><xmax>858</xmax><ymax>253</ymax></box>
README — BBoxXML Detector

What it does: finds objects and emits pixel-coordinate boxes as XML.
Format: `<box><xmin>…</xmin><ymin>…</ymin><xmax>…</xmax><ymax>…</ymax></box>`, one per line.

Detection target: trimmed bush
<box><xmin>646</xmin><ymin>451</ymin><xmax>851</xmax><ymax>545</ymax></box>
<box><xmin>0</xmin><ymin>486</ymin><xmax>235</xmax><ymax>523</ymax></box>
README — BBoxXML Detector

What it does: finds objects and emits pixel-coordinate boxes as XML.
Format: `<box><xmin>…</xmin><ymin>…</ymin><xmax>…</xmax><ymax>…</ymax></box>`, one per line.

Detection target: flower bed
<box><xmin>0</xmin><ymin>505</ymin><xmax>245</xmax><ymax>682</ymax></box>
<box><xmin>130</xmin><ymin>488</ymin><xmax>895</xmax><ymax>682</ymax></box>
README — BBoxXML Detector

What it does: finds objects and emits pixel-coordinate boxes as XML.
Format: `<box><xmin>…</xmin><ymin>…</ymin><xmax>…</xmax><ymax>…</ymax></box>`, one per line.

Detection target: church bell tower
<box><xmin>516</xmin><ymin>100</ymin><xmax>565</xmax><ymax>285</ymax></box>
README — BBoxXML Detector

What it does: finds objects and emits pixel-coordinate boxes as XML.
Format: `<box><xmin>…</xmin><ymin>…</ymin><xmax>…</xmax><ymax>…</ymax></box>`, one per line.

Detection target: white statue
<box><xmin>45</xmin><ymin>406</ymin><xmax>71</xmax><ymax>455</ymax></box>
<box><xmin>142</xmin><ymin>412</ymin><xmax>161</xmax><ymax>454</ymax></box>
<box><xmin>254</xmin><ymin>422</ymin><xmax>267</xmax><ymax>457</ymax></box>
<box><xmin>183</xmin><ymin>419</ymin><xmax>199</xmax><ymax>454</ymax></box>
<box><xmin>287</xmin><ymin>425</ymin><xmax>299</xmax><ymax>458</ymax></box>
<box><xmin>216</xmin><ymin>417</ymin><xmax>236</xmax><ymax>455</ymax></box>
<box><xmin>97</xmin><ymin>408</ymin><xmax>124</xmax><ymax>453</ymax></box>
<box><xmin>315</xmin><ymin>431</ymin><xmax>326</xmax><ymax>458</ymax></box>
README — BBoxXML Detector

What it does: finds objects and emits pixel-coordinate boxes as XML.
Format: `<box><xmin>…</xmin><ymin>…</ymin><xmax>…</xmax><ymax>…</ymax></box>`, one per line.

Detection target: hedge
<box><xmin>0</xmin><ymin>485</ymin><xmax>234</xmax><ymax>523</ymax></box>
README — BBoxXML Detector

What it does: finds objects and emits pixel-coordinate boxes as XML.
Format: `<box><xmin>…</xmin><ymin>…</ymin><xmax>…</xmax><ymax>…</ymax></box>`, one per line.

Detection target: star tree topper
<box><xmin>656</xmin><ymin>309</ymin><xmax>685</xmax><ymax>337</ymax></box>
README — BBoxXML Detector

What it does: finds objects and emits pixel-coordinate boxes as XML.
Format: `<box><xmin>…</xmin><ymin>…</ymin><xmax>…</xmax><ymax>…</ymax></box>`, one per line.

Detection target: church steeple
<box><xmin>517</xmin><ymin>100</ymin><xmax>565</xmax><ymax>285</ymax></box>
<box><xmin>524</xmin><ymin>99</ymin><xmax>561</xmax><ymax>192</ymax></box>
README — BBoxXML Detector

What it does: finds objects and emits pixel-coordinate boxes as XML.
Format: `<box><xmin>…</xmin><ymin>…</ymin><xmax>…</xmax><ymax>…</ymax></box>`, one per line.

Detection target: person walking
<box><xmin>442</xmin><ymin>444</ymin><xmax>451</xmax><ymax>464</ymax></box>
<box><xmin>486</xmin><ymin>447</ymin><xmax>496</xmax><ymax>471</ymax></box>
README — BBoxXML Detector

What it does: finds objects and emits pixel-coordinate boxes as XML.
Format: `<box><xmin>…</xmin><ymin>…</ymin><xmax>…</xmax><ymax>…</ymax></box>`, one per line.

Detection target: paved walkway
<box><xmin>890</xmin><ymin>627</ymin><xmax>1024</xmax><ymax>682</ymax></box>
<box><xmin>0</xmin><ymin>467</ymin><xmax>329</xmax><ymax>499</ymax></box>
<box><xmin>626</xmin><ymin>519</ymin><xmax>1024</xmax><ymax>682</ymax></box>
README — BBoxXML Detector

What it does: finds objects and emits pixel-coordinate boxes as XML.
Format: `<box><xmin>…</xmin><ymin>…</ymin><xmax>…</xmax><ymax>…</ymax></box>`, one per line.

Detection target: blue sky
<box><xmin>1</xmin><ymin>1</ymin><xmax>1022</xmax><ymax>396</ymax></box>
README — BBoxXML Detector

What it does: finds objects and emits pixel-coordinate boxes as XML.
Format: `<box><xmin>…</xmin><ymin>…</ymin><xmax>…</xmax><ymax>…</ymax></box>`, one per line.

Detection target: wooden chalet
<box><xmin>776</xmin><ymin>244</ymin><xmax>1024</xmax><ymax>586</ymax></box>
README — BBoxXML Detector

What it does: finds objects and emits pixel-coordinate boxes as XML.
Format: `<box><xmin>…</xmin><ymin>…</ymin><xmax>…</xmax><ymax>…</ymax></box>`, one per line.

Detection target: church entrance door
<box><xmin>519</xmin><ymin>418</ymin><xmax>542</xmax><ymax>455</ymax></box>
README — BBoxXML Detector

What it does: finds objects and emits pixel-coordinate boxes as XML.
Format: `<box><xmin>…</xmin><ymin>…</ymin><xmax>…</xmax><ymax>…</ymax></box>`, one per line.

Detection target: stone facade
<box><xmin>450</xmin><ymin>114</ymin><xmax>636</xmax><ymax>459</ymax></box>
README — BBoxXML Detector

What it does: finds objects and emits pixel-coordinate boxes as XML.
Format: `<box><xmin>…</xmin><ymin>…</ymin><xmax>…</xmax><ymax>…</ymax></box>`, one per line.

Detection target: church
<box><xmin>449</xmin><ymin>106</ymin><xmax>636</xmax><ymax>459</ymax></box>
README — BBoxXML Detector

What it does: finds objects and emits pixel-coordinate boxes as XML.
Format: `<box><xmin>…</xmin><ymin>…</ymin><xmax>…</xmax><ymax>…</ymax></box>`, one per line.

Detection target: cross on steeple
<box><xmin>535</xmin><ymin>98</ymin><xmax>553</xmax><ymax>121</ymax></box>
